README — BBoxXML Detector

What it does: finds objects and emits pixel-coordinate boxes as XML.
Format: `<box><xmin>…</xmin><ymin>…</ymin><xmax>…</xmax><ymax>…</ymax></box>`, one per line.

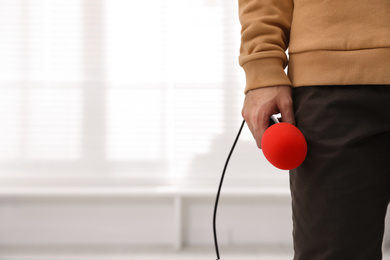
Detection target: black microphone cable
<box><xmin>213</xmin><ymin>118</ymin><xmax>246</xmax><ymax>260</ymax></box>
<box><xmin>212</xmin><ymin>116</ymin><xmax>277</xmax><ymax>259</ymax></box>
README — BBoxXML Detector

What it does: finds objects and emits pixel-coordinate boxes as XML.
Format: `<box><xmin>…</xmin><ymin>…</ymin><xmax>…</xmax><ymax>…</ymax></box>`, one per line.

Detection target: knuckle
<box><xmin>242</xmin><ymin>109</ymin><xmax>251</xmax><ymax>121</ymax></box>
<box><xmin>241</xmin><ymin>108</ymin><xmax>246</xmax><ymax>118</ymax></box>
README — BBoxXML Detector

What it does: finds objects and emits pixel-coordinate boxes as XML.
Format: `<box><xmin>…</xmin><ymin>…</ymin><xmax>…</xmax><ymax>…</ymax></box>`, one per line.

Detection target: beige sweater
<box><xmin>239</xmin><ymin>0</ymin><xmax>390</xmax><ymax>94</ymax></box>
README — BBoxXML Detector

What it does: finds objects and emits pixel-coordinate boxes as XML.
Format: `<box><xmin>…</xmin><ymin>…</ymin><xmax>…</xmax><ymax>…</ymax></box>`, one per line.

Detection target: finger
<box><xmin>254</xmin><ymin>111</ymin><xmax>270</xmax><ymax>149</ymax></box>
<box><xmin>278</xmin><ymin>98</ymin><xmax>295</xmax><ymax>125</ymax></box>
<box><xmin>242</xmin><ymin>111</ymin><xmax>259</xmax><ymax>148</ymax></box>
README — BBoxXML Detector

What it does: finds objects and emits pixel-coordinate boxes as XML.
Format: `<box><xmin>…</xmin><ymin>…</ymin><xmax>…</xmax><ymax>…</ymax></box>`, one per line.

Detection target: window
<box><xmin>0</xmin><ymin>0</ymin><xmax>289</xmax><ymax>188</ymax></box>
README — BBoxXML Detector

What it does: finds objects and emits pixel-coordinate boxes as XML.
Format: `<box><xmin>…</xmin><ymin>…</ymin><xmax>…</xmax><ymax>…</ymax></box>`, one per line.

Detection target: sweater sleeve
<box><xmin>238</xmin><ymin>0</ymin><xmax>294</xmax><ymax>94</ymax></box>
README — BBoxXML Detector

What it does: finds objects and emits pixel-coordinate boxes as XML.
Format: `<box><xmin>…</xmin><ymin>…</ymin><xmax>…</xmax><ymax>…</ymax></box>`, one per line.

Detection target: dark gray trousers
<box><xmin>290</xmin><ymin>85</ymin><xmax>390</xmax><ymax>260</ymax></box>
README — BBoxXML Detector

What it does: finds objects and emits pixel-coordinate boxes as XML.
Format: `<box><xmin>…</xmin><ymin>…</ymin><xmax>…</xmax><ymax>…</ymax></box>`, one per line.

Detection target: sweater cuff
<box><xmin>242</xmin><ymin>58</ymin><xmax>293</xmax><ymax>94</ymax></box>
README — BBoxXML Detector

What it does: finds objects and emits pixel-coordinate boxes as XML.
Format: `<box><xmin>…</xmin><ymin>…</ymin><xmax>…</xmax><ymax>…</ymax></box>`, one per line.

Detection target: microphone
<box><xmin>213</xmin><ymin>117</ymin><xmax>307</xmax><ymax>260</ymax></box>
<box><xmin>261</xmin><ymin>115</ymin><xmax>307</xmax><ymax>170</ymax></box>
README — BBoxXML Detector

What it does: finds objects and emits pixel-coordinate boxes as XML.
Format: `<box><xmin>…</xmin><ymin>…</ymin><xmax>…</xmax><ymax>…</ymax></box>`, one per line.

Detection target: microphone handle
<box><xmin>269</xmin><ymin>114</ymin><xmax>280</xmax><ymax>126</ymax></box>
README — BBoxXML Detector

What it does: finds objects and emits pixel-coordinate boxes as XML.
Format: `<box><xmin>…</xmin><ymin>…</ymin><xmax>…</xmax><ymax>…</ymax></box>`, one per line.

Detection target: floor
<box><xmin>1</xmin><ymin>247</ymin><xmax>390</xmax><ymax>260</ymax></box>
<box><xmin>0</xmin><ymin>246</ymin><xmax>292</xmax><ymax>260</ymax></box>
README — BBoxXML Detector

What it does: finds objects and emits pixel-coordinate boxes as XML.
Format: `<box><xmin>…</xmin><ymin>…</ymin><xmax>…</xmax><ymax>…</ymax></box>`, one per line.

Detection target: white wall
<box><xmin>0</xmin><ymin>187</ymin><xmax>389</xmax><ymax>255</ymax></box>
<box><xmin>0</xmin><ymin>188</ymin><xmax>292</xmax><ymax>251</ymax></box>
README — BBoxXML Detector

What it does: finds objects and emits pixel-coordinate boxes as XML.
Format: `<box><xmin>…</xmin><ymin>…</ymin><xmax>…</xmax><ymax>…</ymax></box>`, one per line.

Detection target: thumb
<box><xmin>278</xmin><ymin>100</ymin><xmax>296</xmax><ymax>126</ymax></box>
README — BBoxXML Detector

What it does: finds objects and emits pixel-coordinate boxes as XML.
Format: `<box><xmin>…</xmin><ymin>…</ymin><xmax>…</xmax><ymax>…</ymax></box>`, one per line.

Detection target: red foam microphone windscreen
<box><xmin>261</xmin><ymin>123</ymin><xmax>307</xmax><ymax>170</ymax></box>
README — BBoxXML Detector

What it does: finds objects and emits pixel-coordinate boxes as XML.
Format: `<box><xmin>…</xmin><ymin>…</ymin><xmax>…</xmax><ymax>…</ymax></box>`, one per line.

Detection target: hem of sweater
<box><xmin>287</xmin><ymin>48</ymin><xmax>390</xmax><ymax>88</ymax></box>
<box><xmin>242</xmin><ymin>58</ymin><xmax>293</xmax><ymax>94</ymax></box>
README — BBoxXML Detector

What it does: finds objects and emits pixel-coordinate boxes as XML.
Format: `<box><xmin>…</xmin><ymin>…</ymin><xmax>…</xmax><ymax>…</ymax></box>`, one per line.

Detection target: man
<box><xmin>239</xmin><ymin>0</ymin><xmax>390</xmax><ymax>259</ymax></box>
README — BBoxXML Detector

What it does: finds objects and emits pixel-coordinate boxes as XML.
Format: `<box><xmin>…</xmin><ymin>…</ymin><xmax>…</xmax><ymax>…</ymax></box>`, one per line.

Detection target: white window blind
<box><xmin>0</xmin><ymin>0</ymin><xmax>289</xmax><ymax>188</ymax></box>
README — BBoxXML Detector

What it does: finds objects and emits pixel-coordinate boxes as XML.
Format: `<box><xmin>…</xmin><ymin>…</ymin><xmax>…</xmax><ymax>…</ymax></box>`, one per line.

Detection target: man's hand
<box><xmin>241</xmin><ymin>85</ymin><xmax>295</xmax><ymax>149</ymax></box>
